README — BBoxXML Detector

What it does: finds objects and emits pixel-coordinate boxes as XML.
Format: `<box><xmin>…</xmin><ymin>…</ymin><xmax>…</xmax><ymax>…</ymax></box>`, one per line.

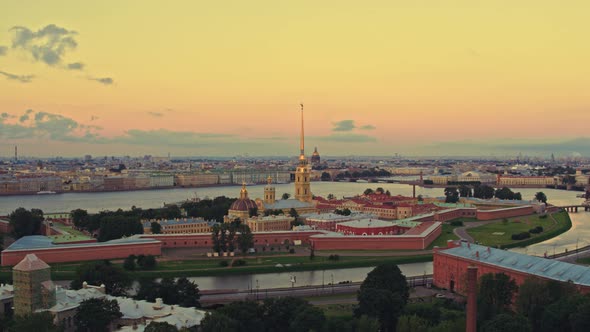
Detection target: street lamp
<box><xmin>331</xmin><ymin>273</ymin><xmax>334</xmax><ymax>294</ymax></box>
<box><xmin>256</xmin><ymin>279</ymin><xmax>259</xmax><ymax>300</ymax></box>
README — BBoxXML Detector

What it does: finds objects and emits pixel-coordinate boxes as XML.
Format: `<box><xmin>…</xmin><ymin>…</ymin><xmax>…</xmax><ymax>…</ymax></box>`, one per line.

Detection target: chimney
<box><xmin>466</xmin><ymin>266</ymin><xmax>478</xmax><ymax>332</ymax></box>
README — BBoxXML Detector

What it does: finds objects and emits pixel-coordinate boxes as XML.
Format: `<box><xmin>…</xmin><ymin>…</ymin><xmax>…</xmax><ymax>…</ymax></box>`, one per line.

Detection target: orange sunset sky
<box><xmin>0</xmin><ymin>1</ymin><xmax>589</xmax><ymax>157</ymax></box>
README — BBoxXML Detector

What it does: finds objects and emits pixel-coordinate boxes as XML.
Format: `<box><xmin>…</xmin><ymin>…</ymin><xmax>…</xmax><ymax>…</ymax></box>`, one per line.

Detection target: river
<box><xmin>1</xmin><ymin>182</ymin><xmax>588</xmax><ymax>289</ymax></box>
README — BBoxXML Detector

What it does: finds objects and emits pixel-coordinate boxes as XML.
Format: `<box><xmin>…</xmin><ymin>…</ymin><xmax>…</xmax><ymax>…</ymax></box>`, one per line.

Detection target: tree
<box><xmin>262</xmin><ymin>297</ymin><xmax>318</xmax><ymax>331</ymax></box>
<box><xmin>327</xmin><ymin>193</ymin><xmax>335</xmax><ymax>200</ymax></box>
<box><xmin>570</xmin><ymin>298</ymin><xmax>590</xmax><ymax>332</ymax></box>
<box><xmin>123</xmin><ymin>255</ymin><xmax>136</xmax><ymax>270</ymax></box>
<box><xmin>375</xmin><ymin>187</ymin><xmax>385</xmax><ymax>194</ymax></box>
<box><xmin>396</xmin><ymin>315</ymin><xmax>429</xmax><ymax>332</ymax></box>
<box><xmin>516</xmin><ymin>278</ymin><xmax>575</xmax><ymax>331</ymax></box>
<box><xmin>289</xmin><ymin>208</ymin><xmax>299</xmax><ymax>218</ymax></box>
<box><xmin>175</xmin><ymin>277</ymin><xmax>201</xmax><ymax>308</ymax></box>
<box><xmin>321</xmin><ymin>172</ymin><xmax>332</xmax><ymax>181</ymax></box>
<box><xmin>354</xmin><ymin>315</ymin><xmax>380</xmax><ymax>332</ymax></box>
<box><xmin>282</xmin><ymin>193</ymin><xmax>291</xmax><ymax>200</ymax></box>
<box><xmin>417</xmin><ymin>194</ymin><xmax>423</xmax><ymax>202</ymax></box>
<box><xmin>144</xmin><ymin>322</ymin><xmax>179</xmax><ymax>332</ymax></box>
<box><xmin>9</xmin><ymin>207</ymin><xmax>44</xmax><ymax>239</ymax></box>
<box><xmin>473</xmin><ymin>184</ymin><xmax>495</xmax><ymax>199</ymax></box>
<box><xmin>201</xmin><ymin>312</ymin><xmax>239</xmax><ymax>332</ymax></box>
<box><xmin>478</xmin><ymin>273</ymin><xmax>518</xmax><ymax>322</ymax></box>
<box><xmin>458</xmin><ymin>185</ymin><xmax>472</xmax><ymax>197</ymax></box>
<box><xmin>140</xmin><ymin>255</ymin><xmax>157</xmax><ymax>269</ymax></box>
<box><xmin>237</xmin><ymin>224</ymin><xmax>254</xmax><ymax>254</ymax></box>
<box><xmin>70</xmin><ymin>260</ymin><xmax>131</xmax><ymax>296</ymax></box>
<box><xmin>97</xmin><ymin>215</ymin><xmax>143</xmax><ymax>242</ymax></box>
<box><xmin>356</xmin><ymin>263</ymin><xmax>409</xmax><ymax>332</ymax></box>
<box><xmin>71</xmin><ymin>208</ymin><xmax>89</xmax><ymax>228</ymax></box>
<box><xmin>363</xmin><ymin>188</ymin><xmax>374</xmax><ymax>195</ymax></box>
<box><xmin>74</xmin><ymin>298</ymin><xmax>122</xmax><ymax>332</ymax></box>
<box><xmin>9</xmin><ymin>312</ymin><xmax>62</xmax><ymax>332</ymax></box>
<box><xmin>480</xmin><ymin>313</ymin><xmax>531</xmax><ymax>332</ymax></box>
<box><xmin>494</xmin><ymin>187</ymin><xmax>522</xmax><ymax>200</ymax></box>
<box><xmin>151</xmin><ymin>222</ymin><xmax>162</xmax><ymax>234</ymax></box>
<box><xmin>135</xmin><ymin>277</ymin><xmax>201</xmax><ymax>308</ymax></box>
<box><xmin>535</xmin><ymin>192</ymin><xmax>548</xmax><ymax>204</ymax></box>
<box><xmin>443</xmin><ymin>187</ymin><xmax>459</xmax><ymax>203</ymax></box>
<box><xmin>289</xmin><ymin>306</ymin><xmax>325</xmax><ymax>332</ymax></box>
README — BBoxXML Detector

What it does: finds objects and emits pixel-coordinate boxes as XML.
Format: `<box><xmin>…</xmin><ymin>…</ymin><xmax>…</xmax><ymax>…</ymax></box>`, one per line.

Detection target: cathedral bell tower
<box><xmin>264</xmin><ymin>176</ymin><xmax>276</xmax><ymax>205</ymax></box>
<box><xmin>294</xmin><ymin>104</ymin><xmax>312</xmax><ymax>202</ymax></box>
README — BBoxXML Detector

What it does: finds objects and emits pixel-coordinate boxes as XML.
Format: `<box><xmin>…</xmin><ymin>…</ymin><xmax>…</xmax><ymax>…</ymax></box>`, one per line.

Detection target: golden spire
<box><xmin>267</xmin><ymin>175</ymin><xmax>272</xmax><ymax>185</ymax></box>
<box><xmin>299</xmin><ymin>103</ymin><xmax>306</xmax><ymax>164</ymax></box>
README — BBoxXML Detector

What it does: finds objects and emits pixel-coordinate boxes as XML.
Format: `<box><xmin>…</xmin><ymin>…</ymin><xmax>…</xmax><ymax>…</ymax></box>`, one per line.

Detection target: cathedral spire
<box><xmin>299</xmin><ymin>104</ymin><xmax>307</xmax><ymax>165</ymax></box>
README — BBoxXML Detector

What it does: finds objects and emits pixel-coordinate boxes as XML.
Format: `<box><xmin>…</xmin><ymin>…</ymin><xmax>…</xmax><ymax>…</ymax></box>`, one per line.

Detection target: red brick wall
<box><xmin>0</xmin><ymin>221</ymin><xmax>12</xmax><ymax>234</ymax></box>
<box><xmin>335</xmin><ymin>224</ymin><xmax>407</xmax><ymax>236</ymax></box>
<box><xmin>433</xmin><ymin>248</ymin><xmax>590</xmax><ymax>296</ymax></box>
<box><xmin>476</xmin><ymin>206</ymin><xmax>534</xmax><ymax>221</ymax></box>
<box><xmin>1</xmin><ymin>242</ymin><xmax>161</xmax><ymax>266</ymax></box>
<box><xmin>310</xmin><ymin>224</ymin><xmax>441</xmax><ymax>250</ymax></box>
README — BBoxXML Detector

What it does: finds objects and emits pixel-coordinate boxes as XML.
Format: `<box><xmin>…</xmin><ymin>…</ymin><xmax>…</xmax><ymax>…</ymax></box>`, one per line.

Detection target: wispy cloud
<box><xmin>359</xmin><ymin>124</ymin><xmax>376</xmax><ymax>130</ymax></box>
<box><xmin>87</xmin><ymin>76</ymin><xmax>114</xmax><ymax>85</ymax></box>
<box><xmin>0</xmin><ymin>70</ymin><xmax>34</xmax><ymax>83</ymax></box>
<box><xmin>10</xmin><ymin>24</ymin><xmax>79</xmax><ymax>67</ymax></box>
<box><xmin>67</xmin><ymin>62</ymin><xmax>84</xmax><ymax>70</ymax></box>
<box><xmin>147</xmin><ymin>111</ymin><xmax>163</xmax><ymax>117</ymax></box>
<box><xmin>314</xmin><ymin>133</ymin><xmax>377</xmax><ymax>143</ymax></box>
<box><xmin>332</xmin><ymin>120</ymin><xmax>356</xmax><ymax>132</ymax></box>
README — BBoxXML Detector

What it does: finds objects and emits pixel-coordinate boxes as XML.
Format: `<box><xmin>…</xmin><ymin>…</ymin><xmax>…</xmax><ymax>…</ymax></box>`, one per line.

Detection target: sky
<box><xmin>0</xmin><ymin>1</ymin><xmax>589</xmax><ymax>158</ymax></box>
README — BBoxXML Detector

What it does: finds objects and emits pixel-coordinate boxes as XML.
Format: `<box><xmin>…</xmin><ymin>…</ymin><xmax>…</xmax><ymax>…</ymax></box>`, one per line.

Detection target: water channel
<box><xmin>1</xmin><ymin>182</ymin><xmax>588</xmax><ymax>290</ymax></box>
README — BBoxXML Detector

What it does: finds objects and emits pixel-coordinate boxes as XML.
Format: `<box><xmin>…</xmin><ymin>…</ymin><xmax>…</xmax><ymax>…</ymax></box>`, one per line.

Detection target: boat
<box><xmin>37</xmin><ymin>191</ymin><xmax>58</xmax><ymax>195</ymax></box>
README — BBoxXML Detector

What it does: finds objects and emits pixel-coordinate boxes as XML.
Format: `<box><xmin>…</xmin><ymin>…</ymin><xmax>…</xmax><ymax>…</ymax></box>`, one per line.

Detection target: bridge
<box><xmin>558</xmin><ymin>203</ymin><xmax>590</xmax><ymax>213</ymax></box>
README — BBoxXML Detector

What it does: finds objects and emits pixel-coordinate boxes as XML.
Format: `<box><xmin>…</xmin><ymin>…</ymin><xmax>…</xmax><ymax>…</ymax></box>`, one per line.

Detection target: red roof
<box><xmin>13</xmin><ymin>254</ymin><xmax>50</xmax><ymax>271</ymax></box>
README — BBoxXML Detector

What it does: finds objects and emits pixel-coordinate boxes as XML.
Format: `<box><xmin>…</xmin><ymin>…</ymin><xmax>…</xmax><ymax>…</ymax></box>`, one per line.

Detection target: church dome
<box><xmin>230</xmin><ymin>198</ymin><xmax>257</xmax><ymax>211</ymax></box>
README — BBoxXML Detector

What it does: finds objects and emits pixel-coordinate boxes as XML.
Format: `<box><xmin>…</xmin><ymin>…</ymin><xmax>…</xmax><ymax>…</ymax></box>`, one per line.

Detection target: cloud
<box><xmin>147</xmin><ymin>111</ymin><xmax>163</xmax><ymax>117</ymax></box>
<box><xmin>88</xmin><ymin>76</ymin><xmax>114</xmax><ymax>85</ymax></box>
<box><xmin>1</xmin><ymin>113</ymin><xmax>12</xmax><ymax>118</ymax></box>
<box><xmin>19</xmin><ymin>114</ymin><xmax>29</xmax><ymax>122</ymax></box>
<box><xmin>314</xmin><ymin>133</ymin><xmax>377</xmax><ymax>143</ymax></box>
<box><xmin>0</xmin><ymin>70</ymin><xmax>34</xmax><ymax>83</ymax></box>
<box><xmin>0</xmin><ymin>46</ymin><xmax>7</xmax><ymax>56</ymax></box>
<box><xmin>359</xmin><ymin>124</ymin><xmax>376</xmax><ymax>130</ymax></box>
<box><xmin>67</xmin><ymin>62</ymin><xmax>84</xmax><ymax>70</ymax></box>
<box><xmin>332</xmin><ymin>120</ymin><xmax>356</xmax><ymax>132</ymax></box>
<box><xmin>10</xmin><ymin>24</ymin><xmax>78</xmax><ymax>66</ymax></box>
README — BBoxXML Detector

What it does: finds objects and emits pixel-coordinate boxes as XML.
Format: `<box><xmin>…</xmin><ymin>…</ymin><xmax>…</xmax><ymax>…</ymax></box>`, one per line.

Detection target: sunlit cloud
<box><xmin>0</xmin><ymin>70</ymin><xmax>34</xmax><ymax>83</ymax></box>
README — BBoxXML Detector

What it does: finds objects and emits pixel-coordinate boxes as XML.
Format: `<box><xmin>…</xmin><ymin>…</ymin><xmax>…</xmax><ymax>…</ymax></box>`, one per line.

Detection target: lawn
<box><xmin>427</xmin><ymin>224</ymin><xmax>460</xmax><ymax>249</ymax></box>
<box><xmin>317</xmin><ymin>303</ymin><xmax>356</xmax><ymax>319</ymax></box>
<box><xmin>467</xmin><ymin>212</ymin><xmax>569</xmax><ymax>248</ymax></box>
<box><xmin>50</xmin><ymin>222</ymin><xmax>92</xmax><ymax>243</ymax></box>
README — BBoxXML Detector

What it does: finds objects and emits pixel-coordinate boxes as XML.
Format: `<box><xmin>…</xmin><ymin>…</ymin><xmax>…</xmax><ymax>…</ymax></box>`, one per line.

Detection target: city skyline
<box><xmin>1</xmin><ymin>1</ymin><xmax>589</xmax><ymax>157</ymax></box>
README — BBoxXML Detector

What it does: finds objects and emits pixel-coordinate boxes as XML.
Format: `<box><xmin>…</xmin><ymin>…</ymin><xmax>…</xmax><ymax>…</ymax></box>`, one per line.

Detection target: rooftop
<box><xmin>5</xmin><ymin>235</ymin><xmax>159</xmax><ymax>252</ymax></box>
<box><xmin>439</xmin><ymin>242</ymin><xmax>590</xmax><ymax>286</ymax></box>
<box><xmin>13</xmin><ymin>254</ymin><xmax>50</xmax><ymax>271</ymax></box>
<box><xmin>263</xmin><ymin>199</ymin><xmax>315</xmax><ymax>210</ymax></box>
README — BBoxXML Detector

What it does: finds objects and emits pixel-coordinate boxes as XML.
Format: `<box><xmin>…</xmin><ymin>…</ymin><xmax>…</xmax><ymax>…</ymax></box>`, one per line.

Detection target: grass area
<box><xmin>303</xmin><ymin>293</ymin><xmax>357</xmax><ymax>302</ymax></box>
<box><xmin>467</xmin><ymin>211</ymin><xmax>571</xmax><ymax>248</ymax></box>
<box><xmin>576</xmin><ymin>257</ymin><xmax>590</xmax><ymax>265</ymax></box>
<box><xmin>50</xmin><ymin>222</ymin><xmax>92</xmax><ymax>243</ymax></box>
<box><xmin>317</xmin><ymin>303</ymin><xmax>355</xmax><ymax>319</ymax></box>
<box><xmin>427</xmin><ymin>224</ymin><xmax>460</xmax><ymax>249</ymax></box>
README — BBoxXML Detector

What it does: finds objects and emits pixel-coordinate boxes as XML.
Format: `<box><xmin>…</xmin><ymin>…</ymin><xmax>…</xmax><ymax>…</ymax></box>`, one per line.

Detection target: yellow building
<box><xmin>247</xmin><ymin>215</ymin><xmax>293</xmax><ymax>232</ymax></box>
<box><xmin>142</xmin><ymin>218</ymin><xmax>214</xmax><ymax>234</ymax></box>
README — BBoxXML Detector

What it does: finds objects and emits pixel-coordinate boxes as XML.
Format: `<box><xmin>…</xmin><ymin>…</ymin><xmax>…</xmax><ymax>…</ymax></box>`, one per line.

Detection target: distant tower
<box><xmin>294</xmin><ymin>104</ymin><xmax>312</xmax><ymax>202</ymax></box>
<box><xmin>13</xmin><ymin>254</ymin><xmax>56</xmax><ymax>316</ymax></box>
<box><xmin>311</xmin><ymin>147</ymin><xmax>321</xmax><ymax>165</ymax></box>
<box><xmin>14</xmin><ymin>145</ymin><xmax>17</xmax><ymax>162</ymax></box>
<box><xmin>264</xmin><ymin>176</ymin><xmax>276</xmax><ymax>205</ymax></box>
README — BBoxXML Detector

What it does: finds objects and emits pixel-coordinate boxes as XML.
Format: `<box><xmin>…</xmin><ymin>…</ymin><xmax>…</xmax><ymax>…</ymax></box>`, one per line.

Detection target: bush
<box><xmin>219</xmin><ymin>260</ymin><xmax>229</xmax><ymax>267</ymax></box>
<box><xmin>328</xmin><ymin>254</ymin><xmax>340</xmax><ymax>261</ymax></box>
<box><xmin>232</xmin><ymin>259</ymin><xmax>247</xmax><ymax>267</ymax></box>
<box><xmin>141</xmin><ymin>255</ymin><xmax>157</xmax><ymax>270</ymax></box>
<box><xmin>511</xmin><ymin>232</ymin><xmax>531</xmax><ymax>240</ymax></box>
<box><xmin>529</xmin><ymin>226</ymin><xmax>544</xmax><ymax>234</ymax></box>
<box><xmin>539</xmin><ymin>214</ymin><xmax>548</xmax><ymax>219</ymax></box>
<box><xmin>289</xmin><ymin>248</ymin><xmax>295</xmax><ymax>254</ymax></box>
<box><xmin>450</xmin><ymin>220</ymin><xmax>464</xmax><ymax>227</ymax></box>
<box><xmin>123</xmin><ymin>255</ymin><xmax>136</xmax><ymax>271</ymax></box>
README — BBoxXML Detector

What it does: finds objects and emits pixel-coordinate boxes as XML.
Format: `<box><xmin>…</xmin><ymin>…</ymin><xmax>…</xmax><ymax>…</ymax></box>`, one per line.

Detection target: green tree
<box><xmin>9</xmin><ymin>207</ymin><xmax>44</xmax><ymax>239</ymax></box>
<box><xmin>144</xmin><ymin>322</ymin><xmax>179</xmax><ymax>332</ymax></box>
<box><xmin>570</xmin><ymin>298</ymin><xmax>590</xmax><ymax>332</ymax></box>
<box><xmin>71</xmin><ymin>208</ymin><xmax>89</xmax><ymax>229</ymax></box>
<box><xmin>356</xmin><ymin>263</ymin><xmax>409</xmax><ymax>332</ymax></box>
<box><xmin>10</xmin><ymin>312</ymin><xmax>62</xmax><ymax>332</ymax></box>
<box><xmin>289</xmin><ymin>306</ymin><xmax>325</xmax><ymax>332</ymax></box>
<box><xmin>151</xmin><ymin>221</ymin><xmax>162</xmax><ymax>234</ymax></box>
<box><xmin>176</xmin><ymin>277</ymin><xmax>201</xmax><ymax>308</ymax></box>
<box><xmin>480</xmin><ymin>313</ymin><xmax>531</xmax><ymax>332</ymax></box>
<box><xmin>458</xmin><ymin>185</ymin><xmax>472</xmax><ymax>197</ymax></box>
<box><xmin>363</xmin><ymin>188</ymin><xmax>374</xmax><ymax>195</ymax></box>
<box><xmin>140</xmin><ymin>255</ymin><xmax>157</xmax><ymax>269</ymax></box>
<box><xmin>289</xmin><ymin>208</ymin><xmax>299</xmax><ymax>218</ymax></box>
<box><xmin>321</xmin><ymin>172</ymin><xmax>332</xmax><ymax>181</ymax></box>
<box><xmin>97</xmin><ymin>215</ymin><xmax>143</xmax><ymax>242</ymax></box>
<box><xmin>327</xmin><ymin>193</ymin><xmax>335</xmax><ymax>200</ymax></box>
<box><xmin>396</xmin><ymin>315</ymin><xmax>429</xmax><ymax>332</ymax></box>
<box><xmin>123</xmin><ymin>255</ymin><xmax>136</xmax><ymax>270</ymax></box>
<box><xmin>282</xmin><ymin>193</ymin><xmax>291</xmax><ymax>200</ymax></box>
<box><xmin>516</xmin><ymin>278</ymin><xmax>575</xmax><ymax>331</ymax></box>
<box><xmin>74</xmin><ymin>298</ymin><xmax>122</xmax><ymax>332</ymax></box>
<box><xmin>443</xmin><ymin>187</ymin><xmax>459</xmax><ymax>203</ymax></box>
<box><xmin>478</xmin><ymin>273</ymin><xmax>518</xmax><ymax>322</ymax></box>
<box><xmin>70</xmin><ymin>260</ymin><xmax>131</xmax><ymax>296</ymax></box>
<box><xmin>262</xmin><ymin>297</ymin><xmax>311</xmax><ymax>331</ymax></box>
<box><xmin>237</xmin><ymin>224</ymin><xmax>254</xmax><ymax>254</ymax></box>
<box><xmin>354</xmin><ymin>315</ymin><xmax>380</xmax><ymax>332</ymax></box>
<box><xmin>201</xmin><ymin>312</ymin><xmax>239</xmax><ymax>332</ymax></box>
<box><xmin>535</xmin><ymin>192</ymin><xmax>548</xmax><ymax>203</ymax></box>
<box><xmin>473</xmin><ymin>184</ymin><xmax>495</xmax><ymax>199</ymax></box>
<box><xmin>216</xmin><ymin>301</ymin><xmax>264</xmax><ymax>332</ymax></box>
<box><xmin>417</xmin><ymin>194</ymin><xmax>424</xmax><ymax>202</ymax></box>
